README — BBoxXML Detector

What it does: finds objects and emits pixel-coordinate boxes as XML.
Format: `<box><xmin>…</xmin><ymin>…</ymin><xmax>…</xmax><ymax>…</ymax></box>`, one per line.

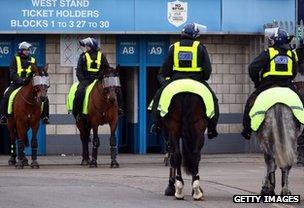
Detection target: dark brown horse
<box><xmin>7</xmin><ymin>63</ymin><xmax>49</xmax><ymax>169</ymax></box>
<box><xmin>163</xmin><ymin>93</ymin><xmax>208</xmax><ymax>200</ymax></box>
<box><xmin>77</xmin><ymin>67</ymin><xmax>121</xmax><ymax>168</ymax></box>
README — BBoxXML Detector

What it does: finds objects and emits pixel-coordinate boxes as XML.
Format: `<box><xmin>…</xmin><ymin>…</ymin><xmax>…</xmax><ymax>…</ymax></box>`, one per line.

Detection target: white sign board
<box><xmin>60</xmin><ymin>34</ymin><xmax>100</xmax><ymax>67</ymax></box>
<box><xmin>167</xmin><ymin>0</ymin><xmax>188</xmax><ymax>27</ymax></box>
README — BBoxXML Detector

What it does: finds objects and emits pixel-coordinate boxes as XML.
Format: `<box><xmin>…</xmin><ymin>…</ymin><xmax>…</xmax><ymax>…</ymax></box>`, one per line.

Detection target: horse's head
<box><xmin>99</xmin><ymin>66</ymin><xmax>121</xmax><ymax>104</ymax></box>
<box><xmin>31</xmin><ymin>63</ymin><xmax>50</xmax><ymax>102</ymax></box>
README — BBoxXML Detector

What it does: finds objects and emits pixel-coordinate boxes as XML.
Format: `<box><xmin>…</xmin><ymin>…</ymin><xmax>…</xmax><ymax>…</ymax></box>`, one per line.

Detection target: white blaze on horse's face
<box><xmin>33</xmin><ymin>75</ymin><xmax>50</xmax><ymax>102</ymax></box>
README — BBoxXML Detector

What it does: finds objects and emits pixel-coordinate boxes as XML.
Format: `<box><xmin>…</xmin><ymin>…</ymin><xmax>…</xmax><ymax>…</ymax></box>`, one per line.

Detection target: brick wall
<box><xmin>45</xmin><ymin>34</ymin><xmax>262</xmax><ymax>137</ymax></box>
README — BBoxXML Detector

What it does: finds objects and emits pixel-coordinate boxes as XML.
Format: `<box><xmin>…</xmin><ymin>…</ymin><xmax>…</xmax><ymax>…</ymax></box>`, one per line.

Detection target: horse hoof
<box><xmin>261</xmin><ymin>185</ymin><xmax>275</xmax><ymax>196</ymax></box>
<box><xmin>30</xmin><ymin>161</ymin><xmax>40</xmax><ymax>169</ymax></box>
<box><xmin>192</xmin><ymin>180</ymin><xmax>204</xmax><ymax>200</ymax></box>
<box><xmin>164</xmin><ymin>184</ymin><xmax>175</xmax><ymax>196</ymax></box>
<box><xmin>110</xmin><ymin>160</ymin><xmax>119</xmax><ymax>168</ymax></box>
<box><xmin>89</xmin><ymin>160</ymin><xmax>97</xmax><ymax>168</ymax></box>
<box><xmin>15</xmin><ymin>161</ymin><xmax>23</xmax><ymax>169</ymax></box>
<box><xmin>81</xmin><ymin>159</ymin><xmax>90</xmax><ymax>166</ymax></box>
<box><xmin>8</xmin><ymin>157</ymin><xmax>16</xmax><ymax>166</ymax></box>
<box><xmin>174</xmin><ymin>180</ymin><xmax>184</xmax><ymax>200</ymax></box>
<box><xmin>22</xmin><ymin>157</ymin><xmax>29</xmax><ymax>166</ymax></box>
<box><xmin>281</xmin><ymin>188</ymin><xmax>292</xmax><ymax>196</ymax></box>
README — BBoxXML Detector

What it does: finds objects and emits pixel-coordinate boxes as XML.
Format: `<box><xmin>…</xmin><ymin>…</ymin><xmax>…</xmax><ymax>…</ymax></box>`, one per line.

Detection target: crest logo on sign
<box><xmin>167</xmin><ymin>0</ymin><xmax>188</xmax><ymax>27</ymax></box>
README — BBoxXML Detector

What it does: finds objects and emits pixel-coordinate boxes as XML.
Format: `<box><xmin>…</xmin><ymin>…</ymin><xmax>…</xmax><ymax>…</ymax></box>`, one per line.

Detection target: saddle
<box><xmin>66</xmin><ymin>80</ymin><xmax>97</xmax><ymax>114</ymax></box>
<box><xmin>148</xmin><ymin>79</ymin><xmax>215</xmax><ymax>118</ymax></box>
<box><xmin>249</xmin><ymin>87</ymin><xmax>304</xmax><ymax>131</ymax></box>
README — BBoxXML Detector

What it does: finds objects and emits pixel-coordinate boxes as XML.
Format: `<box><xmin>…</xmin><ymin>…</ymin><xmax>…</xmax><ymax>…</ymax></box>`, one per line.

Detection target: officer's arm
<box><xmin>9</xmin><ymin>57</ymin><xmax>24</xmax><ymax>85</ymax></box>
<box><xmin>76</xmin><ymin>54</ymin><xmax>86</xmax><ymax>81</ymax></box>
<box><xmin>158</xmin><ymin>45</ymin><xmax>174</xmax><ymax>85</ymax></box>
<box><xmin>199</xmin><ymin>45</ymin><xmax>212</xmax><ymax>80</ymax></box>
<box><xmin>249</xmin><ymin>50</ymin><xmax>268</xmax><ymax>87</ymax></box>
<box><xmin>100</xmin><ymin>53</ymin><xmax>110</xmax><ymax>77</ymax></box>
<box><xmin>296</xmin><ymin>45</ymin><xmax>304</xmax><ymax>75</ymax></box>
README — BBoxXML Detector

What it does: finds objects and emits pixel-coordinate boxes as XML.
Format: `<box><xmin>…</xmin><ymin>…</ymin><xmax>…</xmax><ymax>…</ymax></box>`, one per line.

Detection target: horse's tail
<box><xmin>181</xmin><ymin>94</ymin><xmax>199</xmax><ymax>175</ymax></box>
<box><xmin>265</xmin><ymin>104</ymin><xmax>298</xmax><ymax>168</ymax></box>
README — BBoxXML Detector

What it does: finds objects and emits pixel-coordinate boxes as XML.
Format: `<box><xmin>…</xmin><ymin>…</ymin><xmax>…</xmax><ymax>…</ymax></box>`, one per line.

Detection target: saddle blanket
<box><xmin>249</xmin><ymin>87</ymin><xmax>304</xmax><ymax>131</ymax></box>
<box><xmin>8</xmin><ymin>87</ymin><xmax>43</xmax><ymax>114</ymax></box>
<box><xmin>66</xmin><ymin>80</ymin><xmax>97</xmax><ymax>114</ymax></box>
<box><xmin>148</xmin><ymin>79</ymin><xmax>215</xmax><ymax>118</ymax></box>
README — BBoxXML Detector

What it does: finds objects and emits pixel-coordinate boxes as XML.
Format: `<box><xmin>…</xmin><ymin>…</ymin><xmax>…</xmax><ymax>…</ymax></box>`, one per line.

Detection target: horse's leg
<box><xmin>109</xmin><ymin>122</ymin><xmax>119</xmax><ymax>168</ymax></box>
<box><xmin>191</xmin><ymin>130</ymin><xmax>205</xmax><ymax>201</ymax></box>
<box><xmin>89</xmin><ymin>126</ymin><xmax>99</xmax><ymax>168</ymax></box>
<box><xmin>280</xmin><ymin>166</ymin><xmax>292</xmax><ymax>195</ymax></box>
<box><xmin>7</xmin><ymin>123</ymin><xmax>16</xmax><ymax>166</ymax></box>
<box><xmin>30</xmin><ymin>122</ymin><xmax>40</xmax><ymax>169</ymax></box>
<box><xmin>164</xmin><ymin>139</ymin><xmax>176</xmax><ymax>196</ymax></box>
<box><xmin>15</xmin><ymin>123</ymin><xmax>27</xmax><ymax>169</ymax></box>
<box><xmin>261</xmin><ymin>151</ymin><xmax>277</xmax><ymax>196</ymax></box>
<box><xmin>172</xmin><ymin>137</ymin><xmax>184</xmax><ymax>200</ymax></box>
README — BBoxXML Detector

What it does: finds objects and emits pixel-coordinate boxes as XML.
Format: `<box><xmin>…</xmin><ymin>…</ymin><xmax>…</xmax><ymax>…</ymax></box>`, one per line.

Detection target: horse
<box><xmin>76</xmin><ymin>66</ymin><xmax>121</xmax><ymax>168</ymax></box>
<box><xmin>255</xmin><ymin>103</ymin><xmax>300</xmax><ymax>195</ymax></box>
<box><xmin>7</xmin><ymin>63</ymin><xmax>49</xmax><ymax>169</ymax></box>
<box><xmin>163</xmin><ymin>93</ymin><xmax>207</xmax><ymax>200</ymax></box>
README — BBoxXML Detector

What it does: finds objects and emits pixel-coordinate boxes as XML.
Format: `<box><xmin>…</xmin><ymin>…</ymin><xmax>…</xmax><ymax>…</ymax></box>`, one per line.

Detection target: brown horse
<box><xmin>7</xmin><ymin>63</ymin><xmax>49</xmax><ymax>169</ymax></box>
<box><xmin>163</xmin><ymin>93</ymin><xmax>208</xmax><ymax>200</ymax></box>
<box><xmin>77</xmin><ymin>67</ymin><xmax>121</xmax><ymax>168</ymax></box>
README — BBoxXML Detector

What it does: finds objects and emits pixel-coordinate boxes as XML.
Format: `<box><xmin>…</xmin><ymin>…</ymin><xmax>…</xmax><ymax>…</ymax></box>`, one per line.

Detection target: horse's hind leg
<box><xmin>90</xmin><ymin>126</ymin><xmax>99</xmax><ymax>168</ymax></box>
<box><xmin>164</xmin><ymin>142</ymin><xmax>176</xmax><ymax>196</ymax></box>
<box><xmin>280</xmin><ymin>166</ymin><xmax>292</xmax><ymax>195</ymax></box>
<box><xmin>30</xmin><ymin>123</ymin><xmax>40</xmax><ymax>169</ymax></box>
<box><xmin>261</xmin><ymin>152</ymin><xmax>277</xmax><ymax>196</ymax></box>
<box><xmin>191</xmin><ymin>132</ymin><xmax>204</xmax><ymax>200</ymax></box>
<box><xmin>171</xmin><ymin>138</ymin><xmax>184</xmax><ymax>200</ymax></box>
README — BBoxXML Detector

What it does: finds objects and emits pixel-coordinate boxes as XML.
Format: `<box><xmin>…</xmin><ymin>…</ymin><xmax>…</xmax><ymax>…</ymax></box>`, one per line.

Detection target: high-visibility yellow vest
<box><xmin>262</xmin><ymin>47</ymin><xmax>298</xmax><ymax>78</ymax></box>
<box><xmin>85</xmin><ymin>51</ymin><xmax>102</xmax><ymax>72</ymax></box>
<box><xmin>16</xmin><ymin>56</ymin><xmax>35</xmax><ymax>77</ymax></box>
<box><xmin>173</xmin><ymin>41</ymin><xmax>202</xmax><ymax>72</ymax></box>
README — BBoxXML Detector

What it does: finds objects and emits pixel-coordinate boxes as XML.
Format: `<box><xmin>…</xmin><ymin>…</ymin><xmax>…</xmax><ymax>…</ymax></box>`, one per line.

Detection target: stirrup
<box><xmin>42</xmin><ymin>117</ymin><xmax>50</xmax><ymax>124</ymax></box>
<box><xmin>241</xmin><ymin>130</ymin><xmax>251</xmax><ymax>140</ymax></box>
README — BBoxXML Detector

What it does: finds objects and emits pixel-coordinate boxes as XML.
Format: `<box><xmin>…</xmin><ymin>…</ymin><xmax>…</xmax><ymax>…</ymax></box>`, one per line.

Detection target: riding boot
<box><xmin>0</xmin><ymin>93</ymin><xmax>9</xmax><ymax>125</ymax></box>
<box><xmin>41</xmin><ymin>98</ymin><xmax>50</xmax><ymax>124</ymax></box>
<box><xmin>207</xmin><ymin>117</ymin><xmax>218</xmax><ymax>140</ymax></box>
<box><xmin>150</xmin><ymin>113</ymin><xmax>162</xmax><ymax>134</ymax></box>
<box><xmin>241</xmin><ymin>99</ymin><xmax>253</xmax><ymax>140</ymax></box>
<box><xmin>117</xmin><ymin>90</ymin><xmax>124</xmax><ymax>116</ymax></box>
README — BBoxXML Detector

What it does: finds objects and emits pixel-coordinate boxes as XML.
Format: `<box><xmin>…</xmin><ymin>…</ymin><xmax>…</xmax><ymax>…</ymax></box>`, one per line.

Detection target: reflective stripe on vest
<box><xmin>173</xmin><ymin>41</ymin><xmax>202</xmax><ymax>72</ymax></box>
<box><xmin>85</xmin><ymin>51</ymin><xmax>102</xmax><ymax>72</ymax></box>
<box><xmin>262</xmin><ymin>48</ymin><xmax>295</xmax><ymax>78</ymax></box>
<box><xmin>16</xmin><ymin>56</ymin><xmax>35</xmax><ymax>77</ymax></box>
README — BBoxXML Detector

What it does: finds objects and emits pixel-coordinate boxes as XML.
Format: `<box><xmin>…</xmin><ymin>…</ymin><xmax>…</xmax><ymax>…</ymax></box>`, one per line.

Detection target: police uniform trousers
<box><xmin>73</xmin><ymin>79</ymin><xmax>93</xmax><ymax>117</ymax></box>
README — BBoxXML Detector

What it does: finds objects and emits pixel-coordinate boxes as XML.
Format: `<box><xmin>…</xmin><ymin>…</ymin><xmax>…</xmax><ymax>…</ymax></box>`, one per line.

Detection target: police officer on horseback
<box><xmin>74</xmin><ymin>37</ymin><xmax>123</xmax><ymax>121</ymax></box>
<box><xmin>150</xmin><ymin>23</ymin><xmax>219</xmax><ymax>139</ymax></box>
<box><xmin>242</xmin><ymin>28</ymin><xmax>304</xmax><ymax>140</ymax></box>
<box><xmin>0</xmin><ymin>41</ymin><xmax>50</xmax><ymax>125</ymax></box>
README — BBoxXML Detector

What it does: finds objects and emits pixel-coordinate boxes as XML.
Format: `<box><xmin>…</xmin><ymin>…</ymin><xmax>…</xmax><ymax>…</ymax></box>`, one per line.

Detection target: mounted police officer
<box><xmin>0</xmin><ymin>41</ymin><xmax>50</xmax><ymax>125</ymax></box>
<box><xmin>73</xmin><ymin>37</ymin><xmax>123</xmax><ymax>121</ymax></box>
<box><xmin>241</xmin><ymin>28</ymin><xmax>304</xmax><ymax>140</ymax></box>
<box><xmin>150</xmin><ymin>23</ymin><xmax>219</xmax><ymax>139</ymax></box>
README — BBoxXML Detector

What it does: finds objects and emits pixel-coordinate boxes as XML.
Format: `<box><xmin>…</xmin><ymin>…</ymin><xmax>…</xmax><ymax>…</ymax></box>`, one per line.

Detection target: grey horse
<box><xmin>254</xmin><ymin>103</ymin><xmax>301</xmax><ymax>195</ymax></box>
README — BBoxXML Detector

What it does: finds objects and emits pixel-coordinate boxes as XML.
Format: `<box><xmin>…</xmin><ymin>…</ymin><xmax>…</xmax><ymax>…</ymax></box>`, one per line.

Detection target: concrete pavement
<box><xmin>0</xmin><ymin>154</ymin><xmax>303</xmax><ymax>208</ymax></box>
